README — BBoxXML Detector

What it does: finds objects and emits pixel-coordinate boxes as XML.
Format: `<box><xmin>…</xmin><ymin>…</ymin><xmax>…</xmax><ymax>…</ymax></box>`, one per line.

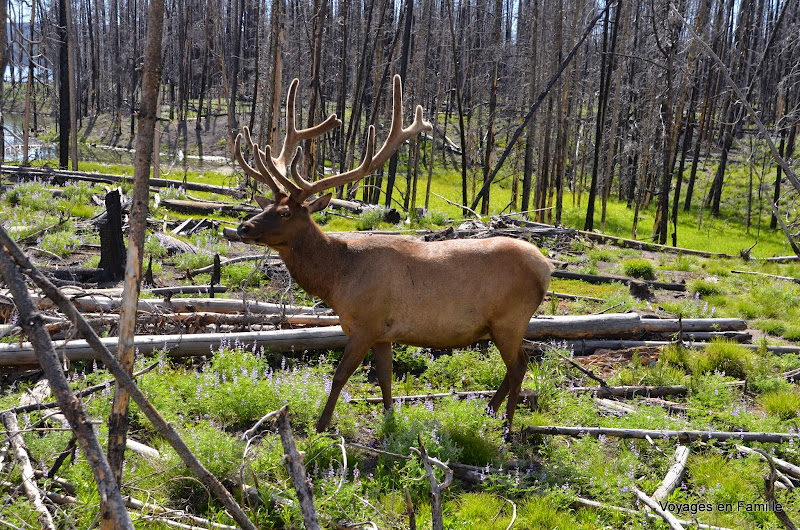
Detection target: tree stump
<box><xmin>97</xmin><ymin>190</ymin><xmax>126</xmax><ymax>282</ymax></box>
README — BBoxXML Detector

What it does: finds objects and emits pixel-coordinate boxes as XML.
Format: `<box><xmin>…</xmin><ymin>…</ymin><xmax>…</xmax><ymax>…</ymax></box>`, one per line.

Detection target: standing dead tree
<box><xmin>671</xmin><ymin>4</ymin><xmax>800</xmax><ymax>258</ymax></box>
<box><xmin>104</xmin><ymin>0</ymin><xmax>167</xmax><ymax>523</ymax></box>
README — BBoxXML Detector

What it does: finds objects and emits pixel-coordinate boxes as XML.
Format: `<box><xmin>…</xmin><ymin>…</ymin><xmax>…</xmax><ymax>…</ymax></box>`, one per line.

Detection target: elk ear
<box><xmin>254</xmin><ymin>195</ymin><xmax>274</xmax><ymax>209</ymax></box>
<box><xmin>307</xmin><ymin>193</ymin><xmax>332</xmax><ymax>213</ymax></box>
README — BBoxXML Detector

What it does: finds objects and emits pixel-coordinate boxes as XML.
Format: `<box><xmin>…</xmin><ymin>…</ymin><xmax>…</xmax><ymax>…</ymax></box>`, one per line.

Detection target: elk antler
<box><xmin>235</xmin><ymin>78</ymin><xmax>341</xmax><ymax>197</ymax></box>
<box><xmin>235</xmin><ymin>75</ymin><xmax>432</xmax><ymax>204</ymax></box>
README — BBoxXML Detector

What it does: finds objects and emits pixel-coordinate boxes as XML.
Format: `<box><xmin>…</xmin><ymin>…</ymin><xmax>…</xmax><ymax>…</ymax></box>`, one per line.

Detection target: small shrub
<box><xmin>688</xmin><ymin>278</ymin><xmax>724</xmax><ymax>296</ymax></box>
<box><xmin>586</xmin><ymin>248</ymin><xmax>616</xmax><ymax>264</ymax></box>
<box><xmin>783</xmin><ymin>325</ymin><xmax>800</xmax><ymax>341</ymax></box>
<box><xmin>356</xmin><ymin>208</ymin><xmax>387</xmax><ymax>230</ymax></box>
<box><xmin>379</xmin><ymin>396</ymin><xmax>503</xmax><ymax>465</ymax></box>
<box><xmin>222</xmin><ymin>262</ymin><xmax>265</xmax><ymax>289</ymax></box>
<box><xmin>174</xmin><ymin>250</ymin><xmax>214</xmax><ymax>270</ymax></box>
<box><xmin>390</xmin><ymin>346</ymin><xmax>432</xmax><ymax>376</ymax></box>
<box><xmin>690</xmin><ymin>340</ymin><xmax>757</xmax><ymax>379</ymax></box>
<box><xmin>759</xmin><ymin>388</ymin><xmax>800</xmax><ymax>420</ymax></box>
<box><xmin>671</xmin><ymin>254</ymin><xmax>697</xmax><ymax>272</ymax></box>
<box><xmin>427</xmin><ymin>210</ymin><xmax>450</xmax><ymax>226</ymax></box>
<box><xmin>637</xmin><ymin>364</ymin><xmax>687</xmax><ymax>386</ymax></box>
<box><xmin>621</xmin><ymin>259</ymin><xmax>656</xmax><ymax>280</ymax></box>
<box><xmin>659</xmin><ymin>343</ymin><xmax>692</xmax><ymax>370</ymax></box>
<box><xmin>40</xmin><ymin>230</ymin><xmax>83</xmax><ymax>258</ymax></box>
<box><xmin>751</xmin><ymin>319</ymin><xmax>786</xmax><ymax>336</ymax></box>
<box><xmin>144</xmin><ymin>232</ymin><xmax>169</xmax><ymax>259</ymax></box>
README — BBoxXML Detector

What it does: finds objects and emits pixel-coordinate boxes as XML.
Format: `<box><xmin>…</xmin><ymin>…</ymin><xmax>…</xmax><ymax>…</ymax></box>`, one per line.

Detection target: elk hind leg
<box><xmin>316</xmin><ymin>335</ymin><xmax>373</xmax><ymax>433</ymax></box>
<box><xmin>488</xmin><ymin>328</ymin><xmax>529</xmax><ymax>427</ymax></box>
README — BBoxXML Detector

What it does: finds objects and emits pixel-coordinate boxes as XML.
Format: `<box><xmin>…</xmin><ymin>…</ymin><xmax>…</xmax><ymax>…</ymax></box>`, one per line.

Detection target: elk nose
<box><xmin>237</xmin><ymin>223</ymin><xmax>251</xmax><ymax>236</ymax></box>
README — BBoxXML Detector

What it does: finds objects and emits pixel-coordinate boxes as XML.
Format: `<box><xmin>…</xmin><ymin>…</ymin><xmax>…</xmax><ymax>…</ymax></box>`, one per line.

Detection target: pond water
<box><xmin>1</xmin><ymin>113</ymin><xmax>231</xmax><ymax>174</ymax></box>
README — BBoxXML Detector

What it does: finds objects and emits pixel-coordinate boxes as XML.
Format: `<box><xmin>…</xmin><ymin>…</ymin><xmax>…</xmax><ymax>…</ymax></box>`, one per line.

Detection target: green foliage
<box><xmin>759</xmin><ymin>388</ymin><xmax>800</xmax><ymax>420</ymax></box>
<box><xmin>688</xmin><ymin>278</ymin><xmax>725</xmax><ymax>296</ymax></box>
<box><xmin>751</xmin><ymin>318</ymin><xmax>786</xmax><ymax>336</ymax></box>
<box><xmin>356</xmin><ymin>207</ymin><xmax>389</xmax><ymax>230</ymax></box>
<box><xmin>621</xmin><ymin>259</ymin><xmax>656</xmax><ymax>280</ymax></box>
<box><xmin>222</xmin><ymin>262</ymin><xmax>265</xmax><ymax>289</ymax></box>
<box><xmin>421</xmin><ymin>348</ymin><xmax>506</xmax><ymax>391</ymax></box>
<box><xmin>585</xmin><ymin>248</ymin><xmax>617</xmax><ymax>264</ymax></box>
<box><xmin>690</xmin><ymin>340</ymin><xmax>757</xmax><ymax>379</ymax></box>
<box><xmin>174</xmin><ymin>250</ymin><xmax>215</xmax><ymax>270</ymax></box>
<box><xmin>391</xmin><ymin>346</ymin><xmax>432</xmax><ymax>376</ymax></box>
<box><xmin>379</xmin><ymin>396</ymin><xmax>504</xmax><ymax>465</ymax></box>
<box><xmin>39</xmin><ymin>226</ymin><xmax>83</xmax><ymax>257</ymax></box>
<box><xmin>144</xmin><ymin>232</ymin><xmax>170</xmax><ymax>259</ymax></box>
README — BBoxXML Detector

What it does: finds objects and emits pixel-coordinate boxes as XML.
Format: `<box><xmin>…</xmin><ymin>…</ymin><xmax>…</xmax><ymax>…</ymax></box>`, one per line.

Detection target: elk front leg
<box><xmin>372</xmin><ymin>342</ymin><xmax>394</xmax><ymax>411</ymax></box>
<box><xmin>502</xmin><ymin>350</ymin><xmax>529</xmax><ymax>427</ymax></box>
<box><xmin>316</xmin><ymin>335</ymin><xmax>373</xmax><ymax>433</ymax></box>
<box><xmin>488</xmin><ymin>373</ymin><xmax>510</xmax><ymax>416</ymax></box>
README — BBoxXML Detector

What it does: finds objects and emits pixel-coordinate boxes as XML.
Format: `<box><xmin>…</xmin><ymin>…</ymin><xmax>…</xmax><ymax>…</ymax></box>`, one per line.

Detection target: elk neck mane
<box><xmin>277</xmin><ymin>219</ymin><xmax>349</xmax><ymax>303</ymax></box>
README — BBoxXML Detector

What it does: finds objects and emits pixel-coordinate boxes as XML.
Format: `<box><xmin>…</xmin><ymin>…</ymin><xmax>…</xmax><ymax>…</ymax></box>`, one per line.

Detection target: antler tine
<box><xmin>254</xmin><ymin>143</ymin><xmax>304</xmax><ymax>197</ymax></box>
<box><xmin>296</xmin><ymin>126</ymin><xmax>377</xmax><ymax>201</ymax></box>
<box><xmin>292</xmin><ymin>75</ymin><xmax>431</xmax><ymax>201</ymax></box>
<box><xmin>234</xmin><ymin>126</ymin><xmax>282</xmax><ymax>196</ymax></box>
<box><xmin>368</xmin><ymin>75</ymin><xmax>433</xmax><ymax>172</ymax></box>
<box><xmin>275</xmin><ymin>78</ymin><xmax>342</xmax><ymax>174</ymax></box>
<box><xmin>289</xmin><ymin>147</ymin><xmax>314</xmax><ymax>193</ymax></box>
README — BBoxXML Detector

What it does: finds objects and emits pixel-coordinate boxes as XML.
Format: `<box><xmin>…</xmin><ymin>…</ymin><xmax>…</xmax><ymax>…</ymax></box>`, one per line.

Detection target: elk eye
<box><xmin>279</xmin><ymin>210</ymin><xmax>291</xmax><ymax>218</ymax></box>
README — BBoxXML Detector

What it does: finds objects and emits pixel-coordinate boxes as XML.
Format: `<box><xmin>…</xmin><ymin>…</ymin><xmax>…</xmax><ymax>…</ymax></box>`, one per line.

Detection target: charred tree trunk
<box><xmin>97</xmin><ymin>190</ymin><xmax>126</xmax><ymax>282</ymax></box>
<box><xmin>385</xmin><ymin>0</ymin><xmax>414</xmax><ymax>208</ymax></box>
<box><xmin>57</xmin><ymin>0</ymin><xmax>70</xmax><ymax>169</ymax></box>
<box><xmin>583</xmin><ymin>3</ymin><xmax>612</xmax><ymax>231</ymax></box>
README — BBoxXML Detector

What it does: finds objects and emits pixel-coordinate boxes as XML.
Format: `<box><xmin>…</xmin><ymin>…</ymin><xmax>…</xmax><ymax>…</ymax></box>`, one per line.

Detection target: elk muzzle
<box><xmin>236</xmin><ymin>222</ymin><xmax>254</xmax><ymax>239</ymax></box>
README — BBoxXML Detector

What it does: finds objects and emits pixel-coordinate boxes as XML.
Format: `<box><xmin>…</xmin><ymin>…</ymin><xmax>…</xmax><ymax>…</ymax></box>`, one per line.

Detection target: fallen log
<box><xmin>0</xmin><ymin>313</ymin><xmax>765</xmax><ymax>366</ymax></box>
<box><xmin>552</xmin><ymin>270</ymin><xmax>686</xmax><ymax>291</ymax></box>
<box><xmin>1</xmin><ymin>411</ymin><xmax>57</xmax><ymax>529</ymax></box>
<box><xmin>0</xmin><ymin>314</ymin><xmax>646</xmax><ymax>365</ymax></box>
<box><xmin>576</xmin><ymin>229</ymin><xmax>733</xmax><ymax>259</ymax></box>
<box><xmin>732</xmin><ymin>269</ymin><xmax>800</xmax><ymax>284</ymax></box>
<box><xmin>735</xmin><ymin>445</ymin><xmax>800</xmax><ymax>480</ymax></box>
<box><xmin>162</xmin><ymin>198</ymin><xmax>258</xmax><ymax>217</ymax></box>
<box><xmin>32</xmin><ymin>294</ymin><xmax>330</xmax><ymax>316</ymax></box>
<box><xmin>44</xmin><ymin>312</ymin><xmax>340</xmax><ymax>334</ymax></box>
<box><xmin>632</xmin><ymin>486</ymin><xmax>685</xmax><ymax>530</ymax></box>
<box><xmin>525</xmin><ymin>425</ymin><xmax>800</xmax><ymax>443</ymax></box>
<box><xmin>651</xmin><ymin>446</ymin><xmax>691</xmax><ymax>503</ymax></box>
<box><xmin>572</xmin><ymin>497</ymin><xmax>732</xmax><ymax>530</ymax></box>
<box><xmin>1</xmin><ymin>165</ymin><xmax>244</xmax><ymax>198</ymax></box>
<box><xmin>275</xmin><ymin>406</ymin><xmax>320</xmax><ymax>530</ymax></box>
<box><xmin>0</xmin><ymin>326</ymin><xmax>351</xmax><ymax>365</ymax></box>
<box><xmin>190</xmin><ymin>254</ymin><xmax>281</xmax><ymax>275</ymax></box>
<box><xmin>658</xmin><ymin>331</ymin><xmax>752</xmax><ymax>342</ymax></box>
<box><xmin>566</xmin><ymin>339</ymin><xmax>800</xmax><ymax>356</ymax></box>
<box><xmin>640</xmin><ymin>317</ymin><xmax>747</xmax><ymax>332</ymax></box>
<box><xmin>566</xmin><ymin>385</ymin><xmax>688</xmax><ymax>399</ymax></box>
<box><xmin>526</xmin><ymin>313</ymin><xmax>645</xmax><ymax>339</ymax></box>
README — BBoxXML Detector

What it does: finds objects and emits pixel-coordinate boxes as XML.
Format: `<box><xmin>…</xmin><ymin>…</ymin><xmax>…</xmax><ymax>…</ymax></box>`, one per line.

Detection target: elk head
<box><xmin>235</xmin><ymin>76</ymin><xmax>432</xmax><ymax>249</ymax></box>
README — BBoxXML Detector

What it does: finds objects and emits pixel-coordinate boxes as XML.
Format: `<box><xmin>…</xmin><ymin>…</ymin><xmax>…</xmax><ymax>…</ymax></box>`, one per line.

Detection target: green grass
<box><xmin>759</xmin><ymin>388</ymin><xmax>800</xmax><ymax>420</ymax></box>
<box><xmin>621</xmin><ymin>258</ymin><xmax>656</xmax><ymax>280</ymax></box>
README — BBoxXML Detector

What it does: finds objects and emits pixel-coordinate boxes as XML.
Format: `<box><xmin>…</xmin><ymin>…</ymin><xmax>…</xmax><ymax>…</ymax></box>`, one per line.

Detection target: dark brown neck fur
<box><xmin>275</xmin><ymin>222</ymin><xmax>347</xmax><ymax>304</ymax></box>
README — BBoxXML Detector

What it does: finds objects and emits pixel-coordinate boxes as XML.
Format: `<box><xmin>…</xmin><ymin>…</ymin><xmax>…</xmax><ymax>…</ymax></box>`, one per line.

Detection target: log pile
<box><xmin>2</xmin><ymin>298</ymin><xmax>782</xmax><ymax>366</ymax></box>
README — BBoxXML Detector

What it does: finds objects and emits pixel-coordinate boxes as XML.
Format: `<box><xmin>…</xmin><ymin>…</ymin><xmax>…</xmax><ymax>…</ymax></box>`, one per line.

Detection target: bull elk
<box><xmin>234</xmin><ymin>75</ymin><xmax>553</xmax><ymax>433</ymax></box>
